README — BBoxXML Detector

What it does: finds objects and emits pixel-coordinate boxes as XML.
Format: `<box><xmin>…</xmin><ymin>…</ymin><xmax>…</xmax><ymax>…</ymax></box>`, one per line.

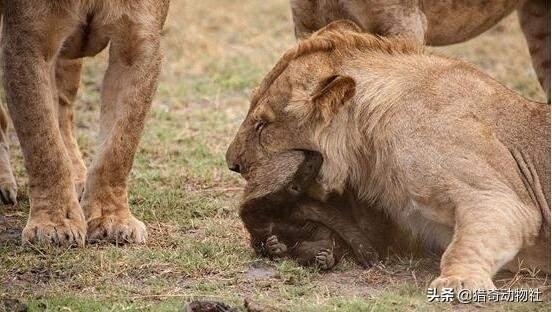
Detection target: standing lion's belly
<box><xmin>422</xmin><ymin>0</ymin><xmax>521</xmax><ymax>45</ymax></box>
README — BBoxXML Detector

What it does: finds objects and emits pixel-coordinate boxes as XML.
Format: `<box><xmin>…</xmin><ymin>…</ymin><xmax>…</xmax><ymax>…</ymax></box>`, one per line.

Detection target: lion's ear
<box><xmin>310</xmin><ymin>75</ymin><xmax>356</xmax><ymax>121</ymax></box>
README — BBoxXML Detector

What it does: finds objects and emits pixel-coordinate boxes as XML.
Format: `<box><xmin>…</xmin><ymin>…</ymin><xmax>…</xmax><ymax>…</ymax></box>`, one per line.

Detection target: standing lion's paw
<box><xmin>87</xmin><ymin>214</ymin><xmax>147</xmax><ymax>244</ymax></box>
<box><xmin>430</xmin><ymin>274</ymin><xmax>496</xmax><ymax>293</ymax></box>
<box><xmin>22</xmin><ymin>217</ymin><xmax>86</xmax><ymax>247</ymax></box>
<box><xmin>266</xmin><ymin>235</ymin><xmax>287</xmax><ymax>256</ymax></box>
<box><xmin>0</xmin><ymin>182</ymin><xmax>17</xmax><ymax>205</ymax></box>
<box><xmin>314</xmin><ymin>249</ymin><xmax>336</xmax><ymax>270</ymax></box>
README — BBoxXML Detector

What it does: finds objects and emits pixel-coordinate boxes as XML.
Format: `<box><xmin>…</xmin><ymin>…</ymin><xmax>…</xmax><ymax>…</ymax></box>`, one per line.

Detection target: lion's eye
<box><xmin>255</xmin><ymin>121</ymin><xmax>266</xmax><ymax>132</ymax></box>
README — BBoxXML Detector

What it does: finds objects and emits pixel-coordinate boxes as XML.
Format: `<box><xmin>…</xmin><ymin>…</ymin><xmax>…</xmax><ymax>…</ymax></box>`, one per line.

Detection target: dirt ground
<box><xmin>0</xmin><ymin>1</ymin><xmax>549</xmax><ymax>311</ymax></box>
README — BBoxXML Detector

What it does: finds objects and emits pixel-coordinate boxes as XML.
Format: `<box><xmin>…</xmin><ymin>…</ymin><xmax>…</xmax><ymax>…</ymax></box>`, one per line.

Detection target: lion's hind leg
<box><xmin>518</xmin><ymin>0</ymin><xmax>551</xmax><ymax>101</ymax></box>
<box><xmin>55</xmin><ymin>57</ymin><xmax>87</xmax><ymax>199</ymax></box>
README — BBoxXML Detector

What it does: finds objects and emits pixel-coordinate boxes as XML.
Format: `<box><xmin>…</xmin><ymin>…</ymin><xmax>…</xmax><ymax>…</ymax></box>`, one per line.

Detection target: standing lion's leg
<box><xmin>81</xmin><ymin>18</ymin><xmax>163</xmax><ymax>244</ymax></box>
<box><xmin>1</xmin><ymin>2</ymin><xmax>85</xmax><ymax>246</ymax></box>
<box><xmin>0</xmin><ymin>104</ymin><xmax>16</xmax><ymax>205</ymax></box>
<box><xmin>55</xmin><ymin>57</ymin><xmax>87</xmax><ymax>199</ymax></box>
<box><xmin>430</xmin><ymin>191</ymin><xmax>541</xmax><ymax>291</ymax></box>
<box><xmin>518</xmin><ymin>0</ymin><xmax>551</xmax><ymax>101</ymax></box>
<box><xmin>0</xmin><ymin>9</ymin><xmax>17</xmax><ymax>205</ymax></box>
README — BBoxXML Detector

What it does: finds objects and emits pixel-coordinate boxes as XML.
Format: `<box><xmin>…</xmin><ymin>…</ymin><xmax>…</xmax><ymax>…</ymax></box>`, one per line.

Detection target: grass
<box><xmin>0</xmin><ymin>1</ymin><xmax>549</xmax><ymax>311</ymax></box>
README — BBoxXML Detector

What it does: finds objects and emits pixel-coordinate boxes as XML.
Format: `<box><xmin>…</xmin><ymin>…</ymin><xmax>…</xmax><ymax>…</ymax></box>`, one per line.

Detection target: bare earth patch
<box><xmin>0</xmin><ymin>1</ymin><xmax>548</xmax><ymax>311</ymax></box>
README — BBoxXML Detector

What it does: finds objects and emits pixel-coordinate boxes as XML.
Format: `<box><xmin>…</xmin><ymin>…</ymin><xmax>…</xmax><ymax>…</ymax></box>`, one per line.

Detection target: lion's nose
<box><xmin>228</xmin><ymin>163</ymin><xmax>241</xmax><ymax>173</ymax></box>
<box><xmin>225</xmin><ymin>140</ymin><xmax>243</xmax><ymax>173</ymax></box>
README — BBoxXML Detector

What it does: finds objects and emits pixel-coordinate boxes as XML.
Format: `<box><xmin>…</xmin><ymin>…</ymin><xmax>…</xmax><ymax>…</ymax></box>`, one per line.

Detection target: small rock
<box><xmin>245</xmin><ymin>262</ymin><xmax>278</xmax><ymax>280</ymax></box>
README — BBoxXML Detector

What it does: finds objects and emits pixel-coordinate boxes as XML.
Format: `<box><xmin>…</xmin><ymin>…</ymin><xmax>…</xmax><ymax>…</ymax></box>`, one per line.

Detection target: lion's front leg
<box><xmin>1</xmin><ymin>2</ymin><xmax>85</xmax><ymax>246</ymax></box>
<box><xmin>81</xmin><ymin>19</ymin><xmax>163</xmax><ymax>244</ymax></box>
<box><xmin>0</xmin><ymin>104</ymin><xmax>17</xmax><ymax>205</ymax></box>
<box><xmin>430</xmin><ymin>192</ymin><xmax>542</xmax><ymax>292</ymax></box>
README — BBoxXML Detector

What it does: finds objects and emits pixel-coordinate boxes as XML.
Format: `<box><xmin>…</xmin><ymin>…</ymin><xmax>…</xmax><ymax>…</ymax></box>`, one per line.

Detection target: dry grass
<box><xmin>0</xmin><ymin>1</ymin><xmax>549</xmax><ymax>311</ymax></box>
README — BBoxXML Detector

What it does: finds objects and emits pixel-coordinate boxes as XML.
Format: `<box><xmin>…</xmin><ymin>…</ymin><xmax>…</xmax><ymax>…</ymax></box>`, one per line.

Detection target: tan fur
<box><xmin>291</xmin><ymin>0</ymin><xmax>550</xmax><ymax>100</ymax></box>
<box><xmin>0</xmin><ymin>103</ymin><xmax>16</xmax><ymax>205</ymax></box>
<box><xmin>0</xmin><ymin>0</ymin><xmax>169</xmax><ymax>246</ymax></box>
<box><xmin>226</xmin><ymin>21</ymin><xmax>550</xmax><ymax>290</ymax></box>
<box><xmin>0</xmin><ymin>6</ymin><xmax>17</xmax><ymax>205</ymax></box>
<box><xmin>55</xmin><ymin>58</ymin><xmax>87</xmax><ymax>198</ymax></box>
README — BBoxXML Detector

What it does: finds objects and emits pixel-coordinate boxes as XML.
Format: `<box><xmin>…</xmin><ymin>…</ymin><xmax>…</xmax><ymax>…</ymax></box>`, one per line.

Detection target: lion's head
<box><xmin>226</xmin><ymin>20</ymin><xmax>420</xmax><ymax>193</ymax></box>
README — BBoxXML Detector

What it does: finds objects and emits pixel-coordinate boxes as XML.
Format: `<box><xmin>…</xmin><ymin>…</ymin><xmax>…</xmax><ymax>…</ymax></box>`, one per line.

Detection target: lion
<box><xmin>0</xmin><ymin>0</ymin><xmax>169</xmax><ymax>246</ymax></box>
<box><xmin>0</xmin><ymin>104</ymin><xmax>16</xmax><ymax>205</ymax></box>
<box><xmin>290</xmin><ymin>0</ymin><xmax>550</xmax><ymax>101</ymax></box>
<box><xmin>226</xmin><ymin>21</ymin><xmax>550</xmax><ymax>291</ymax></box>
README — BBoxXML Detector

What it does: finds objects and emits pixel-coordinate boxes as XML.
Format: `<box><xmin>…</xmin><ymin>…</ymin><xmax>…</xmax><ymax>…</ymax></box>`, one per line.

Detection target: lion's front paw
<box><xmin>430</xmin><ymin>274</ymin><xmax>495</xmax><ymax>292</ymax></box>
<box><xmin>0</xmin><ymin>182</ymin><xmax>17</xmax><ymax>205</ymax></box>
<box><xmin>87</xmin><ymin>214</ymin><xmax>147</xmax><ymax>244</ymax></box>
<box><xmin>266</xmin><ymin>235</ymin><xmax>287</xmax><ymax>256</ymax></box>
<box><xmin>314</xmin><ymin>249</ymin><xmax>336</xmax><ymax>270</ymax></box>
<box><xmin>22</xmin><ymin>217</ymin><xmax>86</xmax><ymax>247</ymax></box>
